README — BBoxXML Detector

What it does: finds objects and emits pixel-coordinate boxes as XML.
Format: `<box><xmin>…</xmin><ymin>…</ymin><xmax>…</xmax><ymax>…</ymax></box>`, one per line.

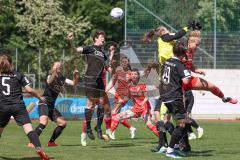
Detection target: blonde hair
<box><xmin>143</xmin><ymin>26</ymin><xmax>169</xmax><ymax>43</ymax></box>
<box><xmin>188</xmin><ymin>31</ymin><xmax>201</xmax><ymax>45</ymax></box>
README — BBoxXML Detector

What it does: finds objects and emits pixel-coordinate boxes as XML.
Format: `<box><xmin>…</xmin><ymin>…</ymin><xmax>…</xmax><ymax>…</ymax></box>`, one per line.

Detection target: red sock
<box><xmin>210</xmin><ymin>86</ymin><xmax>224</xmax><ymax>98</ymax></box>
<box><xmin>104</xmin><ymin>117</ymin><xmax>111</xmax><ymax>129</ymax></box>
<box><xmin>82</xmin><ymin>119</ymin><xmax>86</xmax><ymax>133</ymax></box>
<box><xmin>120</xmin><ymin>120</ymin><xmax>131</xmax><ymax>129</ymax></box>
<box><xmin>146</xmin><ymin>123</ymin><xmax>159</xmax><ymax>137</ymax></box>
<box><xmin>111</xmin><ymin>116</ymin><xmax>119</xmax><ymax>132</ymax></box>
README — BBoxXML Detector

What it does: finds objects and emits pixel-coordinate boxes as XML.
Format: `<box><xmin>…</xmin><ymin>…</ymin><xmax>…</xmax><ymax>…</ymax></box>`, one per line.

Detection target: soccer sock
<box><xmin>35</xmin><ymin>123</ymin><xmax>46</xmax><ymax>136</ymax></box>
<box><xmin>156</xmin><ymin>121</ymin><xmax>168</xmax><ymax>147</ymax></box>
<box><xmin>49</xmin><ymin>126</ymin><xmax>66</xmax><ymax>142</ymax></box>
<box><xmin>82</xmin><ymin>119</ymin><xmax>87</xmax><ymax>133</ymax></box>
<box><xmin>110</xmin><ymin>115</ymin><xmax>120</xmax><ymax>132</ymax></box>
<box><xmin>27</xmin><ymin>131</ymin><xmax>41</xmax><ymax>148</ymax></box>
<box><xmin>210</xmin><ymin>86</ymin><xmax>224</xmax><ymax>98</ymax></box>
<box><xmin>182</xmin><ymin>124</ymin><xmax>191</xmax><ymax>151</ymax></box>
<box><xmin>190</xmin><ymin>118</ymin><xmax>199</xmax><ymax>129</ymax></box>
<box><xmin>146</xmin><ymin>123</ymin><xmax>159</xmax><ymax>137</ymax></box>
<box><xmin>104</xmin><ymin>117</ymin><xmax>112</xmax><ymax>129</ymax></box>
<box><xmin>85</xmin><ymin>108</ymin><xmax>93</xmax><ymax>131</ymax></box>
<box><xmin>120</xmin><ymin>120</ymin><xmax>131</xmax><ymax>129</ymax></box>
<box><xmin>97</xmin><ymin>106</ymin><xmax>104</xmax><ymax>129</ymax></box>
<box><xmin>169</xmin><ymin>126</ymin><xmax>184</xmax><ymax>148</ymax></box>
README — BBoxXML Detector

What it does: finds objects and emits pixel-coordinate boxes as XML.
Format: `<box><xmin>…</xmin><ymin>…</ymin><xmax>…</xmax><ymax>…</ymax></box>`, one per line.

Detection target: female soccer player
<box><xmin>108</xmin><ymin>68</ymin><xmax>159</xmax><ymax>139</ymax></box>
<box><xmin>105</xmin><ymin>56</ymin><xmax>136</xmax><ymax>139</ymax></box>
<box><xmin>28</xmin><ymin>61</ymin><xmax>78</xmax><ymax>148</ymax></box>
<box><xmin>80</xmin><ymin>44</ymin><xmax>115</xmax><ymax>146</ymax></box>
<box><xmin>182</xmin><ymin>31</ymin><xmax>238</xmax><ymax>104</ymax></box>
<box><xmin>0</xmin><ymin>53</ymin><xmax>49</xmax><ymax>160</ymax></box>
<box><xmin>67</xmin><ymin>31</ymin><xmax>112</xmax><ymax>141</ymax></box>
<box><xmin>159</xmin><ymin>42</ymin><xmax>192</xmax><ymax>158</ymax></box>
<box><xmin>144</xmin><ymin>22</ymin><xmax>195</xmax><ymax>65</ymax></box>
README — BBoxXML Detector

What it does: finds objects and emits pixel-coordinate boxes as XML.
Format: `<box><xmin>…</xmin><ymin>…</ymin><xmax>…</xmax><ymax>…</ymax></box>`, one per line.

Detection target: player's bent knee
<box><xmin>156</xmin><ymin>121</ymin><xmax>166</xmax><ymax>132</ymax></box>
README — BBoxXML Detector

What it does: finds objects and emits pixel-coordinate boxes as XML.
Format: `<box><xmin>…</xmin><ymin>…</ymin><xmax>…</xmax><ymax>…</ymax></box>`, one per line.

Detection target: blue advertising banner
<box><xmin>24</xmin><ymin>98</ymin><xmax>133</xmax><ymax>119</ymax></box>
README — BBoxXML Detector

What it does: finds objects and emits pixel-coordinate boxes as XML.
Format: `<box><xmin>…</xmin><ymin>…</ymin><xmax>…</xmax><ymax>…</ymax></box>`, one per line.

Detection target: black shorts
<box><xmin>38</xmin><ymin>104</ymin><xmax>63</xmax><ymax>121</ymax></box>
<box><xmin>164</xmin><ymin>99</ymin><xmax>186</xmax><ymax>120</ymax></box>
<box><xmin>0</xmin><ymin>104</ymin><xmax>31</xmax><ymax>127</ymax></box>
<box><xmin>84</xmin><ymin>76</ymin><xmax>105</xmax><ymax>99</ymax></box>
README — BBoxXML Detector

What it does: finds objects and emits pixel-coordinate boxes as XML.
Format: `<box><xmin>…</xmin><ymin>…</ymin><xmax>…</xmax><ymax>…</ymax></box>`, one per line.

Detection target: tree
<box><xmin>14</xmin><ymin>0</ymin><xmax>91</xmax><ymax>78</ymax></box>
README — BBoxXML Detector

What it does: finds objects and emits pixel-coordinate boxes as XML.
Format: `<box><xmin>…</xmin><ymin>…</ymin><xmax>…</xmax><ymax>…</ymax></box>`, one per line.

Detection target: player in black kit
<box><xmin>0</xmin><ymin>53</ymin><xmax>49</xmax><ymax>160</ymax></box>
<box><xmin>28</xmin><ymin>61</ymin><xmax>78</xmax><ymax>148</ymax></box>
<box><xmin>159</xmin><ymin>42</ymin><xmax>192</xmax><ymax>158</ymax></box>
<box><xmin>67</xmin><ymin>31</ymin><xmax>111</xmax><ymax>140</ymax></box>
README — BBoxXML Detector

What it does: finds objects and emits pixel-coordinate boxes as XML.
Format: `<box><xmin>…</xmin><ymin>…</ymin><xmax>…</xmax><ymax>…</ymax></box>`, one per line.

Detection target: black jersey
<box><xmin>82</xmin><ymin>45</ymin><xmax>107</xmax><ymax>77</ymax></box>
<box><xmin>0</xmin><ymin>71</ymin><xmax>30</xmax><ymax>105</ymax></box>
<box><xmin>42</xmin><ymin>73</ymin><xmax>66</xmax><ymax>106</ymax></box>
<box><xmin>159</xmin><ymin>57</ymin><xmax>191</xmax><ymax>102</ymax></box>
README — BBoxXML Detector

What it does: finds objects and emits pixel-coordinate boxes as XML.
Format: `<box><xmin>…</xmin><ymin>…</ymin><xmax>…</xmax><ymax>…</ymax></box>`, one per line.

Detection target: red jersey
<box><xmin>129</xmin><ymin>83</ymin><xmax>150</xmax><ymax>113</ymax></box>
<box><xmin>182</xmin><ymin>50</ymin><xmax>194</xmax><ymax>70</ymax></box>
<box><xmin>114</xmin><ymin>66</ymin><xmax>131</xmax><ymax>95</ymax></box>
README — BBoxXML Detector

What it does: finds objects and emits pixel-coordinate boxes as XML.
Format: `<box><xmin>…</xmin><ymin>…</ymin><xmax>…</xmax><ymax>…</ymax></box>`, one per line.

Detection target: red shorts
<box><xmin>182</xmin><ymin>76</ymin><xmax>199</xmax><ymax>91</ymax></box>
<box><xmin>131</xmin><ymin>102</ymin><xmax>150</xmax><ymax>117</ymax></box>
<box><xmin>114</xmin><ymin>92</ymin><xmax>129</xmax><ymax>106</ymax></box>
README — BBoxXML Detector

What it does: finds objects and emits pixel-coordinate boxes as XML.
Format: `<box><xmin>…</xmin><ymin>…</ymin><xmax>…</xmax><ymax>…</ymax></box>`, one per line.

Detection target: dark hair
<box><xmin>131</xmin><ymin>68</ymin><xmax>140</xmax><ymax>75</ymax></box>
<box><xmin>92</xmin><ymin>31</ymin><xmax>106</xmax><ymax>42</ymax></box>
<box><xmin>0</xmin><ymin>53</ymin><xmax>13</xmax><ymax>74</ymax></box>
<box><xmin>173</xmin><ymin>41</ymin><xmax>187</xmax><ymax>57</ymax></box>
<box><xmin>121</xmin><ymin>56</ymin><xmax>131</xmax><ymax>70</ymax></box>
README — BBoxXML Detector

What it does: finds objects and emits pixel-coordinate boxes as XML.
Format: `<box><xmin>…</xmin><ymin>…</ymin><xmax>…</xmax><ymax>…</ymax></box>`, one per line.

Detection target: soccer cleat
<box><xmin>174</xmin><ymin>148</ymin><xmax>187</xmax><ymax>157</ymax></box>
<box><xmin>86</xmin><ymin>129</ymin><xmax>95</xmax><ymax>140</ymax></box>
<box><xmin>81</xmin><ymin>132</ymin><xmax>87</xmax><ymax>147</ymax></box>
<box><xmin>157</xmin><ymin>146</ymin><xmax>168</xmax><ymax>154</ymax></box>
<box><xmin>108</xmin><ymin>131</ymin><xmax>116</xmax><ymax>140</ymax></box>
<box><xmin>197</xmin><ymin>127</ymin><xmax>204</xmax><ymax>139</ymax></box>
<box><xmin>188</xmin><ymin>133</ymin><xmax>197</xmax><ymax>140</ymax></box>
<box><xmin>166</xmin><ymin>151</ymin><xmax>183</xmax><ymax>159</ymax></box>
<box><xmin>94</xmin><ymin>126</ymin><xmax>103</xmax><ymax>139</ymax></box>
<box><xmin>222</xmin><ymin>97</ymin><xmax>238</xmax><ymax>104</ymax></box>
<box><xmin>27</xmin><ymin>142</ymin><xmax>35</xmax><ymax>148</ymax></box>
<box><xmin>36</xmin><ymin>148</ymin><xmax>49</xmax><ymax>160</ymax></box>
<box><xmin>130</xmin><ymin>127</ymin><xmax>136</xmax><ymax>139</ymax></box>
<box><xmin>47</xmin><ymin>141</ymin><xmax>58</xmax><ymax>147</ymax></box>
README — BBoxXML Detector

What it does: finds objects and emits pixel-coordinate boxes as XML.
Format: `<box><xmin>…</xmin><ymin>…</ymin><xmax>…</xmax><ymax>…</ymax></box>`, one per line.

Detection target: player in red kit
<box><xmin>182</xmin><ymin>31</ymin><xmax>238</xmax><ymax>104</ymax></box>
<box><xmin>108</xmin><ymin>68</ymin><xmax>159</xmax><ymax>139</ymax></box>
<box><xmin>105</xmin><ymin>56</ymin><xmax>136</xmax><ymax>139</ymax></box>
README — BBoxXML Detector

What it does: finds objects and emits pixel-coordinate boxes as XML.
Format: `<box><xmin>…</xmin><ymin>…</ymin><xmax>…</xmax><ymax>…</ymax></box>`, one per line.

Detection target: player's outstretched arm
<box><xmin>24</xmin><ymin>85</ymin><xmax>46</xmax><ymax>102</ymax></box>
<box><xmin>67</xmin><ymin>32</ymin><xmax>83</xmax><ymax>54</ymax></box>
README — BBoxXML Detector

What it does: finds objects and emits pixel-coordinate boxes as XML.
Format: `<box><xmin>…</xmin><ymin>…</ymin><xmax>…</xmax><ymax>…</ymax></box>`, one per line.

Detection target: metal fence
<box><xmin>125</xmin><ymin>0</ymin><xmax>240</xmax><ymax>69</ymax></box>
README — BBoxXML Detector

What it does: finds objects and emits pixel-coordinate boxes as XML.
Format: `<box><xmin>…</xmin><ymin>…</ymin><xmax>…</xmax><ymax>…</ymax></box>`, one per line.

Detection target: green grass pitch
<box><xmin>0</xmin><ymin>120</ymin><xmax>240</xmax><ymax>160</ymax></box>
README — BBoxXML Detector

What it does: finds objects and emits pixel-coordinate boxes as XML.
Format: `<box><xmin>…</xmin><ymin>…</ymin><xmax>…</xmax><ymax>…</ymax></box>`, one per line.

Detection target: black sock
<box><xmin>190</xmin><ymin>118</ymin><xmax>199</xmax><ymax>129</ymax></box>
<box><xmin>165</xmin><ymin>121</ymin><xmax>174</xmax><ymax>135</ymax></box>
<box><xmin>185</xmin><ymin>122</ymin><xmax>193</xmax><ymax>133</ymax></box>
<box><xmin>156</xmin><ymin>121</ymin><xmax>168</xmax><ymax>147</ymax></box>
<box><xmin>85</xmin><ymin>108</ymin><xmax>93</xmax><ymax>131</ymax></box>
<box><xmin>169</xmin><ymin>126</ymin><xmax>185</xmax><ymax>148</ymax></box>
<box><xmin>27</xmin><ymin>131</ymin><xmax>41</xmax><ymax>148</ymax></box>
<box><xmin>182</xmin><ymin>124</ymin><xmax>191</xmax><ymax>152</ymax></box>
<box><xmin>96</xmin><ymin>106</ymin><xmax>104</xmax><ymax>129</ymax></box>
<box><xmin>35</xmin><ymin>123</ymin><xmax>46</xmax><ymax>136</ymax></box>
<box><xmin>49</xmin><ymin>126</ymin><xmax>65</xmax><ymax>142</ymax></box>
